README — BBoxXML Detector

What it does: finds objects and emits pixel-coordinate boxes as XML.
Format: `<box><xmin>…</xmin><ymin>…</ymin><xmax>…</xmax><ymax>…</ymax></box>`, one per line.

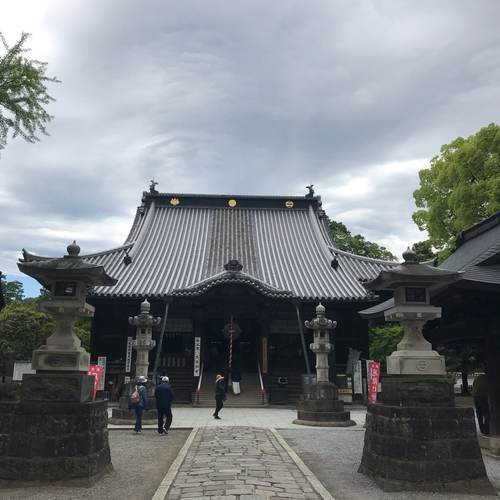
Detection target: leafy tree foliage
<box><xmin>413</xmin><ymin>123</ymin><xmax>500</xmax><ymax>257</ymax></box>
<box><xmin>369</xmin><ymin>324</ymin><xmax>403</xmax><ymax>371</ymax></box>
<box><xmin>330</xmin><ymin>220</ymin><xmax>396</xmax><ymax>261</ymax></box>
<box><xmin>0</xmin><ymin>32</ymin><xmax>59</xmax><ymax>150</ymax></box>
<box><xmin>0</xmin><ymin>300</ymin><xmax>53</xmax><ymax>361</ymax></box>
<box><xmin>411</xmin><ymin>240</ymin><xmax>436</xmax><ymax>263</ymax></box>
<box><xmin>0</xmin><ymin>296</ymin><xmax>91</xmax><ymax>361</ymax></box>
<box><xmin>0</xmin><ymin>272</ymin><xmax>24</xmax><ymax>304</ymax></box>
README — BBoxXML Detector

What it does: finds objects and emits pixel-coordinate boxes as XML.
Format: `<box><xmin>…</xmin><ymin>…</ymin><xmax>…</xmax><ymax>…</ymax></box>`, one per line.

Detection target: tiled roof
<box><xmin>79</xmin><ymin>192</ymin><xmax>397</xmax><ymax>301</ymax></box>
<box><xmin>440</xmin><ymin>211</ymin><xmax>500</xmax><ymax>285</ymax></box>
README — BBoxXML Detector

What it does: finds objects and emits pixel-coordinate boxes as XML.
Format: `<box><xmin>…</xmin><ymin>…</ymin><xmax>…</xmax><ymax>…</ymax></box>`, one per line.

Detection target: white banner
<box><xmin>193</xmin><ymin>336</ymin><xmax>201</xmax><ymax>376</ymax></box>
<box><xmin>97</xmin><ymin>356</ymin><xmax>107</xmax><ymax>391</ymax></box>
<box><xmin>353</xmin><ymin>360</ymin><xmax>363</xmax><ymax>394</ymax></box>
<box><xmin>125</xmin><ymin>337</ymin><xmax>133</xmax><ymax>373</ymax></box>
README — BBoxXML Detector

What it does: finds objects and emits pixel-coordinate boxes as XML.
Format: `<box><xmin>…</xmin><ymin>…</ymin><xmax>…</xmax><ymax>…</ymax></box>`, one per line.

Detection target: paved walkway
<box><xmin>108</xmin><ymin>406</ymin><xmax>367</xmax><ymax>429</ymax></box>
<box><xmin>163</xmin><ymin>427</ymin><xmax>325</xmax><ymax>499</ymax></box>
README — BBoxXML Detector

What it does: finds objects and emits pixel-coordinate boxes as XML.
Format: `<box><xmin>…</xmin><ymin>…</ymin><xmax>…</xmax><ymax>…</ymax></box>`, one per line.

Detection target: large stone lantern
<box><xmin>367</xmin><ymin>247</ymin><xmax>460</xmax><ymax>377</ymax></box>
<box><xmin>294</xmin><ymin>303</ymin><xmax>354</xmax><ymax>427</ymax></box>
<box><xmin>0</xmin><ymin>242</ymin><xmax>117</xmax><ymax>483</ymax></box>
<box><xmin>18</xmin><ymin>241</ymin><xmax>116</xmax><ymax>375</ymax></box>
<box><xmin>358</xmin><ymin>249</ymin><xmax>494</xmax><ymax>494</ymax></box>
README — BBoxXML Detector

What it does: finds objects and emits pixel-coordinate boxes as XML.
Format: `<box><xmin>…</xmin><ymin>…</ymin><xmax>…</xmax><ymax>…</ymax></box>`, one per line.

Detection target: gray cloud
<box><xmin>2</xmin><ymin>0</ymin><xmax>500</xmax><ymax>275</ymax></box>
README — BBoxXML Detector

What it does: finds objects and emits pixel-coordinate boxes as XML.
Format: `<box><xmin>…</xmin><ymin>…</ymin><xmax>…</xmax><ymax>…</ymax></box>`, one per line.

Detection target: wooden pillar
<box><xmin>486</xmin><ymin>328</ymin><xmax>500</xmax><ymax>436</ymax></box>
<box><xmin>260</xmin><ymin>306</ymin><xmax>269</xmax><ymax>374</ymax></box>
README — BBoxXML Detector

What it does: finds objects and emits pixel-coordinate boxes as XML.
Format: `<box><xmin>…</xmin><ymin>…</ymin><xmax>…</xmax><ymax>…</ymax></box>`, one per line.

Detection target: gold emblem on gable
<box><xmin>170</xmin><ymin>198</ymin><xmax>180</xmax><ymax>206</ymax></box>
<box><xmin>228</xmin><ymin>199</ymin><xmax>237</xmax><ymax>208</ymax></box>
<box><xmin>285</xmin><ymin>200</ymin><xmax>294</xmax><ymax>208</ymax></box>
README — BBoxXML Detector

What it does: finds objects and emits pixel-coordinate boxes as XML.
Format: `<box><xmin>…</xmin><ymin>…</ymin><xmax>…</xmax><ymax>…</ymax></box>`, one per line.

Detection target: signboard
<box><xmin>88</xmin><ymin>364</ymin><xmax>104</xmax><ymax>400</ymax></box>
<box><xmin>368</xmin><ymin>361</ymin><xmax>381</xmax><ymax>404</ymax></box>
<box><xmin>353</xmin><ymin>360</ymin><xmax>363</xmax><ymax>394</ymax></box>
<box><xmin>193</xmin><ymin>336</ymin><xmax>201</xmax><ymax>376</ymax></box>
<box><xmin>346</xmin><ymin>348</ymin><xmax>361</xmax><ymax>375</ymax></box>
<box><xmin>97</xmin><ymin>356</ymin><xmax>106</xmax><ymax>391</ymax></box>
<box><xmin>12</xmin><ymin>361</ymin><xmax>35</xmax><ymax>381</ymax></box>
<box><xmin>125</xmin><ymin>337</ymin><xmax>133</xmax><ymax>373</ymax></box>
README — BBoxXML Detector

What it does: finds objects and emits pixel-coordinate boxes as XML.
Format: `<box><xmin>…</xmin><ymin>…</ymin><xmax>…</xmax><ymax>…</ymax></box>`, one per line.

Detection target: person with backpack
<box><xmin>213</xmin><ymin>373</ymin><xmax>226</xmax><ymax>419</ymax></box>
<box><xmin>129</xmin><ymin>375</ymin><xmax>148</xmax><ymax>433</ymax></box>
<box><xmin>154</xmin><ymin>376</ymin><xmax>174</xmax><ymax>435</ymax></box>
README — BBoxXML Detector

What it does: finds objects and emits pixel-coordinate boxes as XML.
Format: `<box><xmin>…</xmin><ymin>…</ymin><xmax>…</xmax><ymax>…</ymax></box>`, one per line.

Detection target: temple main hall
<box><xmin>82</xmin><ymin>186</ymin><xmax>395</xmax><ymax>402</ymax></box>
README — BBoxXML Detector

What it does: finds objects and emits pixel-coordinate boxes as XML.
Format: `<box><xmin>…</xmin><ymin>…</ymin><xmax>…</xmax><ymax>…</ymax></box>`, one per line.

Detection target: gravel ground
<box><xmin>0</xmin><ymin>429</ymin><xmax>191</xmax><ymax>500</ymax></box>
<box><xmin>280</xmin><ymin>427</ymin><xmax>500</xmax><ymax>500</ymax></box>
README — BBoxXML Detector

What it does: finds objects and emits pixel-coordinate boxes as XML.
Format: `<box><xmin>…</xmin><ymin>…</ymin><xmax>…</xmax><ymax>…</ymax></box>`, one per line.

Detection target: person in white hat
<box><xmin>155</xmin><ymin>376</ymin><xmax>174</xmax><ymax>435</ymax></box>
<box><xmin>129</xmin><ymin>376</ymin><xmax>148</xmax><ymax>433</ymax></box>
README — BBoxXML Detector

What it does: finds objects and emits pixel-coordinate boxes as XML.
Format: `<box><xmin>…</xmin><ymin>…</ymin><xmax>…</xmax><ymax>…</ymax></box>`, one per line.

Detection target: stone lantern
<box><xmin>129</xmin><ymin>298</ymin><xmax>160</xmax><ymax>380</ymax></box>
<box><xmin>294</xmin><ymin>303</ymin><xmax>355</xmax><ymax>427</ymax></box>
<box><xmin>370</xmin><ymin>247</ymin><xmax>460</xmax><ymax>377</ymax></box>
<box><xmin>358</xmin><ymin>249</ymin><xmax>494</xmax><ymax>494</ymax></box>
<box><xmin>0</xmin><ymin>242</ymin><xmax>118</xmax><ymax>483</ymax></box>
<box><xmin>110</xmin><ymin>299</ymin><xmax>162</xmax><ymax>424</ymax></box>
<box><xmin>307</xmin><ymin>303</ymin><xmax>334</xmax><ymax>383</ymax></box>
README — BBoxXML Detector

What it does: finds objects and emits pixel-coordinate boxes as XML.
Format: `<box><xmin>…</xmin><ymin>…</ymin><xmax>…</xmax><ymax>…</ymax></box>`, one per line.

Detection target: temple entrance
<box><xmin>204</xmin><ymin>317</ymin><xmax>260</xmax><ymax>375</ymax></box>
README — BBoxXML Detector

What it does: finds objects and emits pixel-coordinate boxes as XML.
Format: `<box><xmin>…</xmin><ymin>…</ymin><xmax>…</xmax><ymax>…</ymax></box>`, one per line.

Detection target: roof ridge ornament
<box><xmin>149</xmin><ymin>179</ymin><xmax>159</xmax><ymax>194</ymax></box>
<box><xmin>305</xmin><ymin>184</ymin><xmax>315</xmax><ymax>198</ymax></box>
<box><xmin>224</xmin><ymin>259</ymin><xmax>243</xmax><ymax>272</ymax></box>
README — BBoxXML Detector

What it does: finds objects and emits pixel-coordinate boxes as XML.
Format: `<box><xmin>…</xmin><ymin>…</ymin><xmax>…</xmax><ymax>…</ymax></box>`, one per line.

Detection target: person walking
<box><xmin>155</xmin><ymin>376</ymin><xmax>174</xmax><ymax>435</ymax></box>
<box><xmin>472</xmin><ymin>373</ymin><xmax>490</xmax><ymax>435</ymax></box>
<box><xmin>129</xmin><ymin>375</ymin><xmax>148</xmax><ymax>433</ymax></box>
<box><xmin>213</xmin><ymin>373</ymin><xmax>226</xmax><ymax>419</ymax></box>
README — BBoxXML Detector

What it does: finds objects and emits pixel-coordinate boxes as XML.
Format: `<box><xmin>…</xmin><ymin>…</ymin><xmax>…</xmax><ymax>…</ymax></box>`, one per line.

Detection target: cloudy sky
<box><xmin>2</xmin><ymin>1</ymin><xmax>500</xmax><ymax>294</ymax></box>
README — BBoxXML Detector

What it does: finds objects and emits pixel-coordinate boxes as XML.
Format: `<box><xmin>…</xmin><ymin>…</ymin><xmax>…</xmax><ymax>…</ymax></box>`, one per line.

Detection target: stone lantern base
<box><xmin>109</xmin><ymin>380</ymin><xmax>158</xmax><ymax>425</ymax></box>
<box><xmin>0</xmin><ymin>373</ymin><xmax>111</xmax><ymax>483</ymax></box>
<box><xmin>358</xmin><ymin>375</ymin><xmax>494</xmax><ymax>493</ymax></box>
<box><xmin>293</xmin><ymin>382</ymin><xmax>356</xmax><ymax>427</ymax></box>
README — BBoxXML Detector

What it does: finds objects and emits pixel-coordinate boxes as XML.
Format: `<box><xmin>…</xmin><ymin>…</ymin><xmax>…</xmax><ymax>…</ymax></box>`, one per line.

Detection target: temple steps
<box><xmin>193</xmin><ymin>371</ymin><xmax>268</xmax><ymax>407</ymax></box>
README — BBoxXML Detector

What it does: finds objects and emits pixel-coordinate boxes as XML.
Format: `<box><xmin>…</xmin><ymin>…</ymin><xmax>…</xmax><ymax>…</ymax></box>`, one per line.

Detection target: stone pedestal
<box><xmin>21</xmin><ymin>373</ymin><xmax>94</xmax><ymax>403</ymax></box>
<box><xmin>0</xmin><ymin>373</ymin><xmax>111</xmax><ymax>483</ymax></box>
<box><xmin>358</xmin><ymin>376</ymin><xmax>494</xmax><ymax>493</ymax></box>
<box><xmin>294</xmin><ymin>382</ymin><xmax>355</xmax><ymax>427</ymax></box>
<box><xmin>0</xmin><ymin>398</ymin><xmax>111</xmax><ymax>483</ymax></box>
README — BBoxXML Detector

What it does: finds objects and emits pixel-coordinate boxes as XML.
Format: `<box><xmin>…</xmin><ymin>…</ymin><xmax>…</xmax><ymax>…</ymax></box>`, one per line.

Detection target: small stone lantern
<box><xmin>306</xmin><ymin>303</ymin><xmax>335</xmax><ymax>383</ymax></box>
<box><xmin>294</xmin><ymin>303</ymin><xmax>355</xmax><ymax>427</ymax></box>
<box><xmin>129</xmin><ymin>298</ymin><xmax>160</xmax><ymax>380</ymax></box>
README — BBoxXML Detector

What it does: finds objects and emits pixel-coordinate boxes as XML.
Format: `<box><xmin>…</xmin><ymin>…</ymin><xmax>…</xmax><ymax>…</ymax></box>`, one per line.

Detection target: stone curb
<box><xmin>270</xmin><ymin>427</ymin><xmax>335</xmax><ymax>500</ymax></box>
<box><xmin>151</xmin><ymin>427</ymin><xmax>199</xmax><ymax>500</ymax></box>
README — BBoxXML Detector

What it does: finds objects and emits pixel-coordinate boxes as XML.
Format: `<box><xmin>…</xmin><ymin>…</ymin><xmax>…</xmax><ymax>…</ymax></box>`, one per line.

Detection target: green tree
<box><xmin>369</xmin><ymin>324</ymin><xmax>403</xmax><ymax>371</ymax></box>
<box><xmin>0</xmin><ymin>32</ymin><xmax>59</xmax><ymax>150</ymax></box>
<box><xmin>0</xmin><ymin>300</ymin><xmax>53</xmax><ymax>361</ymax></box>
<box><xmin>0</xmin><ymin>272</ymin><xmax>24</xmax><ymax>304</ymax></box>
<box><xmin>413</xmin><ymin>123</ymin><xmax>500</xmax><ymax>258</ymax></box>
<box><xmin>330</xmin><ymin>220</ymin><xmax>396</xmax><ymax>261</ymax></box>
<box><xmin>437</xmin><ymin>342</ymin><xmax>483</xmax><ymax>395</ymax></box>
<box><xmin>411</xmin><ymin>240</ymin><xmax>436</xmax><ymax>263</ymax></box>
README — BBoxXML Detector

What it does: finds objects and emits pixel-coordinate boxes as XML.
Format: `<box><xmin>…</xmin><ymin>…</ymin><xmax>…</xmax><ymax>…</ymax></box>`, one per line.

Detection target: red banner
<box><xmin>368</xmin><ymin>361</ymin><xmax>380</xmax><ymax>404</ymax></box>
<box><xmin>88</xmin><ymin>364</ymin><xmax>104</xmax><ymax>400</ymax></box>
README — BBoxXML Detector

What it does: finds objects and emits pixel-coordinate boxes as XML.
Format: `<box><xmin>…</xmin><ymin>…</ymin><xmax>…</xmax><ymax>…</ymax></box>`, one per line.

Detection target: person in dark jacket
<box><xmin>213</xmin><ymin>374</ymin><xmax>226</xmax><ymax>419</ymax></box>
<box><xmin>129</xmin><ymin>375</ymin><xmax>149</xmax><ymax>433</ymax></box>
<box><xmin>155</xmin><ymin>376</ymin><xmax>174</xmax><ymax>435</ymax></box>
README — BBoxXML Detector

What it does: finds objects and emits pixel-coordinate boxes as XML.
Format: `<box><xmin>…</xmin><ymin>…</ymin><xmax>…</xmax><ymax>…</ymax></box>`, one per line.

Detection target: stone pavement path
<box><xmin>166</xmin><ymin>426</ymin><xmax>322</xmax><ymax>499</ymax></box>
